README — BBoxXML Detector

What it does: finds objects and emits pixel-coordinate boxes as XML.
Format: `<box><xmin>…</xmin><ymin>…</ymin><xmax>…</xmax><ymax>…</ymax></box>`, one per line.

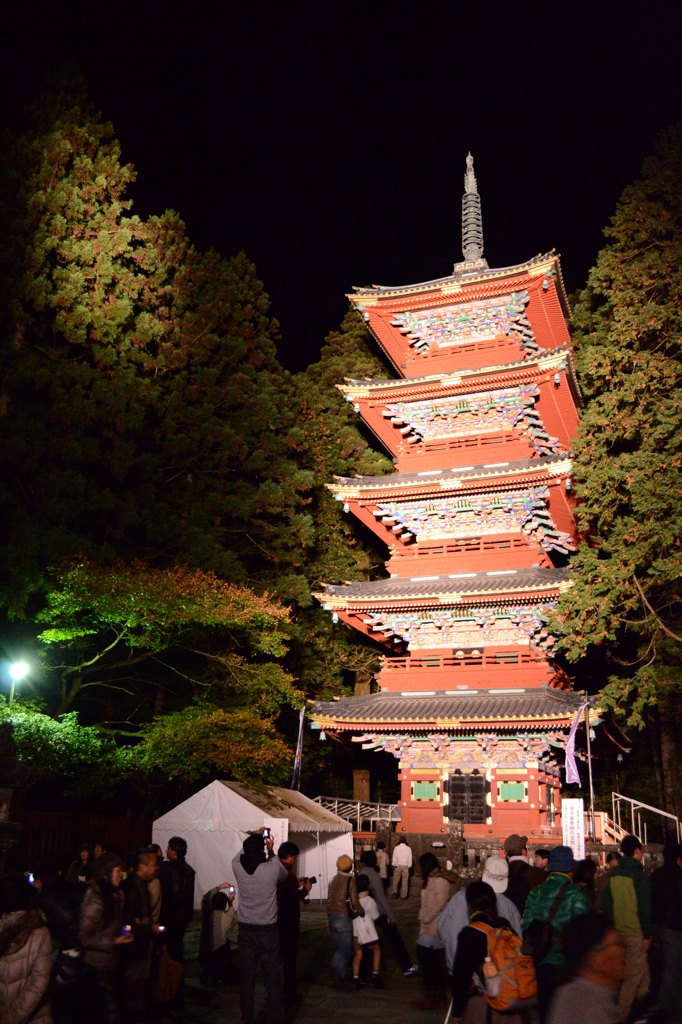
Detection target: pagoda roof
<box><xmin>316</xmin><ymin>566</ymin><xmax>570</xmax><ymax>606</ymax></box>
<box><xmin>349</xmin><ymin>251</ymin><xmax>570</xmax><ymax>317</ymax></box>
<box><xmin>329</xmin><ymin>454</ymin><xmax>571</xmax><ymax>497</ymax></box>
<box><xmin>339</xmin><ymin>347</ymin><xmax>581</xmax><ymax>406</ymax></box>
<box><xmin>312</xmin><ymin>684</ymin><xmax>586</xmax><ymax>730</ymax></box>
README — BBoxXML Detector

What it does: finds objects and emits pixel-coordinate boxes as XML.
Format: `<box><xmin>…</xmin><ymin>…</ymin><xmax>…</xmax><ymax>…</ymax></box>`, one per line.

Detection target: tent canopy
<box><xmin>219</xmin><ymin>783</ymin><xmax>352</xmax><ymax>833</ymax></box>
<box><xmin>152</xmin><ymin>780</ymin><xmax>352</xmax><ymax>907</ymax></box>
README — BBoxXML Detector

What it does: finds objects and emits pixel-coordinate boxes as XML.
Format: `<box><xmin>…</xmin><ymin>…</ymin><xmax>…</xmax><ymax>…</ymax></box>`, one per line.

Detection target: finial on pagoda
<box><xmin>461</xmin><ymin>151</ymin><xmax>484</xmax><ymax>262</ymax></box>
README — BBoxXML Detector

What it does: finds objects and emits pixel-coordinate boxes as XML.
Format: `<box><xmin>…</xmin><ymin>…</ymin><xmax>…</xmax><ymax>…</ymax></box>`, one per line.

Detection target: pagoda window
<box><xmin>412</xmin><ymin>782</ymin><xmax>439</xmax><ymax>801</ymax></box>
<box><xmin>497</xmin><ymin>781</ymin><xmax>528</xmax><ymax>802</ymax></box>
<box><xmin>448</xmin><ymin>773</ymin><xmax>488</xmax><ymax>824</ymax></box>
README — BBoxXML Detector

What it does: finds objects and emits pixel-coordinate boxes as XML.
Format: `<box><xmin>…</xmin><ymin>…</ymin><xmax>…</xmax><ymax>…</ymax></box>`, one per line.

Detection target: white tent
<box><xmin>152</xmin><ymin>781</ymin><xmax>353</xmax><ymax>908</ymax></box>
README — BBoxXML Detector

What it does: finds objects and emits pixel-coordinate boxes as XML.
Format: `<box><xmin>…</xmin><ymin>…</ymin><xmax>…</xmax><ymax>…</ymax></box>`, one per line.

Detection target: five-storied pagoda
<box><xmin>312</xmin><ymin>155</ymin><xmax>585</xmax><ymax>849</ymax></box>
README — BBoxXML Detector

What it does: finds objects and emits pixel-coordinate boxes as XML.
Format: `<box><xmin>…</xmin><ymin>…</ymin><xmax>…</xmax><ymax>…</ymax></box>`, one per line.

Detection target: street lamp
<box><xmin>9</xmin><ymin>662</ymin><xmax>29</xmax><ymax>708</ymax></box>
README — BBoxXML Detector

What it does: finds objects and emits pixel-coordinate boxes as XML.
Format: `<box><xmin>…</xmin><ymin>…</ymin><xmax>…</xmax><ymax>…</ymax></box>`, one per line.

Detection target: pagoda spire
<box><xmin>462</xmin><ymin>152</ymin><xmax>484</xmax><ymax>261</ymax></box>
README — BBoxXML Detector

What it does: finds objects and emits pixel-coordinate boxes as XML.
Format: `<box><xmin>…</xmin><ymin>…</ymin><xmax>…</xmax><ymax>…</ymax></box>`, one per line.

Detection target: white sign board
<box><xmin>264</xmin><ymin>816</ymin><xmax>289</xmax><ymax>852</ymax></box>
<box><xmin>562</xmin><ymin>797</ymin><xmax>586</xmax><ymax>861</ymax></box>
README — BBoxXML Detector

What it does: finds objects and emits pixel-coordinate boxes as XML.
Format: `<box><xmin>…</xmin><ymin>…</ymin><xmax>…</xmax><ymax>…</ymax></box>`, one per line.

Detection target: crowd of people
<box><xmin>1</xmin><ymin>827</ymin><xmax>681</xmax><ymax>1024</ymax></box>
<box><xmin>326</xmin><ymin>831</ymin><xmax>682</xmax><ymax>1024</ymax></box>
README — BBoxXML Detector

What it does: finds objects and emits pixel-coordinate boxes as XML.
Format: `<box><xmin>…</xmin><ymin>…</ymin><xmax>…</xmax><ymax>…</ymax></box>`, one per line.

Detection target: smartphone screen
<box><xmin>28</xmin><ymin>872</ymin><xmax>34</xmax><ymax>885</ymax></box>
<box><xmin>121</xmin><ymin>925</ymin><xmax>132</xmax><ymax>936</ymax></box>
<box><xmin>228</xmin><ymin>886</ymin><xmax>235</xmax><ymax>895</ymax></box>
<box><xmin>263</xmin><ymin>828</ymin><xmax>271</xmax><ymax>839</ymax></box>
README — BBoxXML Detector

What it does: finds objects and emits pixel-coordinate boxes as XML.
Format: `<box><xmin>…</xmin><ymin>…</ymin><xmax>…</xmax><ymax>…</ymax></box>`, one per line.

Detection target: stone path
<box><xmin>160</xmin><ymin>892</ymin><xmax>449</xmax><ymax>1023</ymax></box>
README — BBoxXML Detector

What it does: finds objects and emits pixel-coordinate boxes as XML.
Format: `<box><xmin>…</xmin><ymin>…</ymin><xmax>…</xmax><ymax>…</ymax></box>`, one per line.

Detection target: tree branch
<box><xmin>633</xmin><ymin>574</ymin><xmax>682</xmax><ymax>643</ymax></box>
<box><xmin>62</xmin><ymin>632</ymin><xmax>124</xmax><ymax>674</ymax></box>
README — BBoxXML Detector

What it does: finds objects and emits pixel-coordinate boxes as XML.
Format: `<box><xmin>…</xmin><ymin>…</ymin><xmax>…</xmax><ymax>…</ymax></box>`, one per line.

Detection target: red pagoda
<box><xmin>312</xmin><ymin>154</ymin><xmax>586</xmax><ymax>847</ymax></box>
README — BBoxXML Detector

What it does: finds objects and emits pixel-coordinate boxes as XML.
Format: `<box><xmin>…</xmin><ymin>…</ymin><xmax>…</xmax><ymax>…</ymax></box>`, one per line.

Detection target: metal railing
<box><xmin>612</xmin><ymin>792</ymin><xmax>681</xmax><ymax>845</ymax></box>
<box><xmin>313</xmin><ymin>796</ymin><xmax>401</xmax><ymax>832</ymax></box>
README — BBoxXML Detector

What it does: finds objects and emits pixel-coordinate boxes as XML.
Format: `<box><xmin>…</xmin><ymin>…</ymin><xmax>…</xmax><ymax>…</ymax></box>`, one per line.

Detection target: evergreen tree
<box><xmin>555</xmin><ymin>125</ymin><xmax>682</xmax><ymax>816</ymax></box>
<box><xmin>0</xmin><ymin>85</ymin><xmax>307</xmax><ymax>785</ymax></box>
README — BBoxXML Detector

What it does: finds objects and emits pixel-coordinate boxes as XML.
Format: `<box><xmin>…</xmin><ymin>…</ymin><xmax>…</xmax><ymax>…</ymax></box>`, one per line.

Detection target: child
<box><xmin>352</xmin><ymin>874</ymin><xmax>384</xmax><ymax>989</ymax></box>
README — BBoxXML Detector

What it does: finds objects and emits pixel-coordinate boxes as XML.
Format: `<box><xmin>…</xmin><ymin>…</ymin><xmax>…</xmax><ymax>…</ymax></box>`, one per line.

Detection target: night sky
<box><xmin>2</xmin><ymin>3</ymin><xmax>682</xmax><ymax>371</ymax></box>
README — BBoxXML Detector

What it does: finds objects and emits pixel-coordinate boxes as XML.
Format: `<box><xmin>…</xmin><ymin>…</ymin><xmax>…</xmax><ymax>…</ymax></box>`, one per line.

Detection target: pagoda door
<box><xmin>448</xmin><ymin>772</ymin><xmax>487</xmax><ymax>824</ymax></box>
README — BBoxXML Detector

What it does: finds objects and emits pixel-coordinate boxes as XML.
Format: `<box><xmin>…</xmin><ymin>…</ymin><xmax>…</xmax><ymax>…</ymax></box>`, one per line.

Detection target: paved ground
<box><xmin>159</xmin><ymin>892</ymin><xmax>448</xmax><ymax>1024</ymax></box>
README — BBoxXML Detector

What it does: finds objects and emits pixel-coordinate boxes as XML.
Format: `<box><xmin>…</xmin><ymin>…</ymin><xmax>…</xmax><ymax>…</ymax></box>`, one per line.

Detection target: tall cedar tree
<box><xmin>0</xmin><ymin>88</ymin><xmax>307</xmax><ymax>783</ymax></box>
<box><xmin>555</xmin><ymin>125</ymin><xmax>682</xmax><ymax>817</ymax></box>
<box><xmin>286</xmin><ymin>311</ymin><xmax>396</xmax><ymax>791</ymax></box>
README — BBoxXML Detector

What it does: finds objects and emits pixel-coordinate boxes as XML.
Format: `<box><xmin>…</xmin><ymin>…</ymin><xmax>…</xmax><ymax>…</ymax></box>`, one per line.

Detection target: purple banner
<box><xmin>290</xmin><ymin>706</ymin><xmax>305</xmax><ymax>790</ymax></box>
<box><xmin>565</xmin><ymin>703</ymin><xmax>589</xmax><ymax>785</ymax></box>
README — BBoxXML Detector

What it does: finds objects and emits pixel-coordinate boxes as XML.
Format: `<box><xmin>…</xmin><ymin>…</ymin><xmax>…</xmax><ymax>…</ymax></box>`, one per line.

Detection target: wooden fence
<box><xmin>5</xmin><ymin>811</ymin><xmax>153</xmax><ymax>871</ymax></box>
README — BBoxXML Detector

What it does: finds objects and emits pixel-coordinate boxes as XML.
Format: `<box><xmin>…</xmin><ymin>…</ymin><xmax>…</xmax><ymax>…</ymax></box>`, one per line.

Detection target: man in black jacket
<box><xmin>159</xmin><ymin>836</ymin><xmax>196</xmax><ymax>966</ymax></box>
<box><xmin>123</xmin><ymin>849</ymin><xmax>162</xmax><ymax>1020</ymax></box>
<box><xmin>504</xmin><ymin>833</ymin><xmax>531</xmax><ymax>914</ymax></box>
<box><xmin>651</xmin><ymin>840</ymin><xmax>682</xmax><ymax>1014</ymax></box>
<box><xmin>32</xmin><ymin>859</ymin><xmax>84</xmax><ymax>1024</ymax></box>
<box><xmin>276</xmin><ymin>841</ymin><xmax>312</xmax><ymax>1006</ymax></box>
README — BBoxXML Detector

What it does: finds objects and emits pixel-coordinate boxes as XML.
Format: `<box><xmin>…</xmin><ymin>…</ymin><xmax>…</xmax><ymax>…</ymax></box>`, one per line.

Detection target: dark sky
<box><xmin>2</xmin><ymin>3</ymin><xmax>682</xmax><ymax>371</ymax></box>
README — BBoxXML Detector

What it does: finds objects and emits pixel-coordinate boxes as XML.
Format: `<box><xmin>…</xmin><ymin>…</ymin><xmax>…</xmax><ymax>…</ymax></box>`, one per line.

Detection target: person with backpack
<box><xmin>521</xmin><ymin>845</ymin><xmax>589</xmax><ymax>1020</ymax></box>
<box><xmin>438</xmin><ymin>856</ymin><xmax>522</xmax><ymax>977</ymax></box>
<box><xmin>600</xmin><ymin>834</ymin><xmax>652</xmax><ymax>1020</ymax></box>
<box><xmin>449</xmin><ymin>881</ymin><xmax>536</xmax><ymax>1024</ymax></box>
<box><xmin>327</xmin><ymin>854</ymin><xmax>364</xmax><ymax>986</ymax></box>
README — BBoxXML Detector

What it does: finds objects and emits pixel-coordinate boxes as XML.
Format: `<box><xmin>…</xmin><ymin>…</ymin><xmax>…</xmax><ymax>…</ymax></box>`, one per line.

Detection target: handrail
<box><xmin>313</xmin><ymin>796</ymin><xmax>401</xmax><ymax>831</ymax></box>
<box><xmin>612</xmin><ymin>792</ymin><xmax>681</xmax><ymax>844</ymax></box>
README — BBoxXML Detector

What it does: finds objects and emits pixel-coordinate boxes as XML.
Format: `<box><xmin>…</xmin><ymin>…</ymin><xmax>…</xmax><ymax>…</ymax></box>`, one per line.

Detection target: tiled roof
<box><xmin>349</xmin><ymin>253</ymin><xmax>559</xmax><ymax>298</ymax></box>
<box><xmin>330</xmin><ymin>454</ymin><xmax>571</xmax><ymax>493</ymax></box>
<box><xmin>312</xmin><ymin>685</ymin><xmax>586</xmax><ymax>726</ymax></box>
<box><xmin>318</xmin><ymin>566</ymin><xmax>570</xmax><ymax>604</ymax></box>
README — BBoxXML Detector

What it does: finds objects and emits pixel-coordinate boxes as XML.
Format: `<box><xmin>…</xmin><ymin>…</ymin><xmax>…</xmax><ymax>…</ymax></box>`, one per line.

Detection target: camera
<box><xmin>301</xmin><ymin>876</ymin><xmax>317</xmax><ymax>885</ymax></box>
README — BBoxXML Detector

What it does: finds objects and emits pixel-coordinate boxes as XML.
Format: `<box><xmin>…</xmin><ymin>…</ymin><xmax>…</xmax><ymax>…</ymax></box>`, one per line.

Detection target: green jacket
<box><xmin>601</xmin><ymin>856</ymin><xmax>651</xmax><ymax>938</ymax></box>
<box><xmin>521</xmin><ymin>871</ymin><xmax>590</xmax><ymax>964</ymax></box>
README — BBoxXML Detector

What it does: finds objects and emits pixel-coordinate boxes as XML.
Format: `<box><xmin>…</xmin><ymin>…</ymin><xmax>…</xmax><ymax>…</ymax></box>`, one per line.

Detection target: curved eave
<box><xmin>313</xmin><ymin>713</ymin><xmax>577</xmax><ymax>731</ymax></box>
<box><xmin>326</xmin><ymin>455</ymin><xmax>572</xmax><ymax>500</ymax></box>
<box><xmin>339</xmin><ymin>347</ymin><xmax>583</xmax><ymax>410</ymax></box>
<box><xmin>348</xmin><ymin>251</ymin><xmax>569</xmax><ymax>311</ymax></box>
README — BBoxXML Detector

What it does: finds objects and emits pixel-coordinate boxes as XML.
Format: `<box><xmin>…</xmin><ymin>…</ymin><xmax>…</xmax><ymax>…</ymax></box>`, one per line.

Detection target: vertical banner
<box><xmin>562</xmin><ymin>797</ymin><xmax>586</xmax><ymax>861</ymax></box>
<box><xmin>290</xmin><ymin>706</ymin><xmax>305</xmax><ymax>790</ymax></box>
<box><xmin>565</xmin><ymin>703</ymin><xmax>589</xmax><ymax>784</ymax></box>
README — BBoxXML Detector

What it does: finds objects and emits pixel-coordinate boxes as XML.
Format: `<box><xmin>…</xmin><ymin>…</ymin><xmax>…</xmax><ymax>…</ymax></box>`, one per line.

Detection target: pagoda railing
<box><xmin>381</xmin><ymin>651</ymin><xmax>547</xmax><ymax>672</ymax></box>
<box><xmin>420</xmin><ymin>431</ymin><xmax>522</xmax><ymax>456</ymax></box>
<box><xmin>313</xmin><ymin>796</ymin><xmax>401</xmax><ymax>832</ymax></box>
<box><xmin>408</xmin><ymin>537</ymin><xmax>531</xmax><ymax>558</ymax></box>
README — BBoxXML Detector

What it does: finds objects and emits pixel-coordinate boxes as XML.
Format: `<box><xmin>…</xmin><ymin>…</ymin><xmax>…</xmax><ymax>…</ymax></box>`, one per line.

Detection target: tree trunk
<box><xmin>645</xmin><ymin>706</ymin><xmax>667</xmax><ymax>814</ymax></box>
<box><xmin>154</xmin><ymin>687</ymin><xmax>165</xmax><ymax>716</ymax></box>
<box><xmin>658</xmin><ymin>697</ymin><xmax>682</xmax><ymax>824</ymax></box>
